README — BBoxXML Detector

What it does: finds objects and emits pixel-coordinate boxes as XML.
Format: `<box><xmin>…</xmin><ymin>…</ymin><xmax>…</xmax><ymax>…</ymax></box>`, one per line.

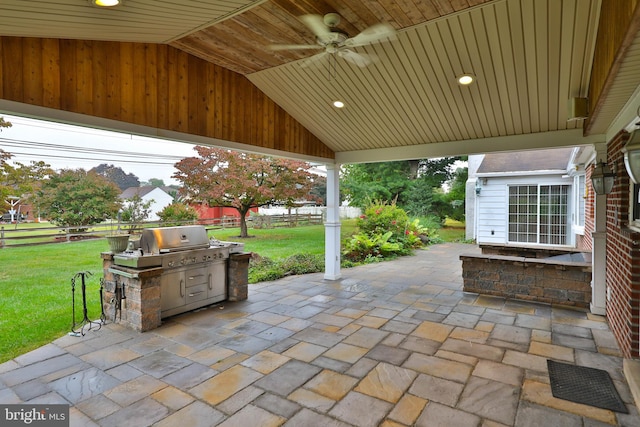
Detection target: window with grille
<box><xmin>508</xmin><ymin>185</ymin><xmax>569</xmax><ymax>245</ymax></box>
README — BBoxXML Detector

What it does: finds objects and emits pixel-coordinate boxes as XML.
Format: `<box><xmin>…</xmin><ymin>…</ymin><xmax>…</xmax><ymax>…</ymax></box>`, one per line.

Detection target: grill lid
<box><xmin>140</xmin><ymin>225</ymin><xmax>210</xmax><ymax>254</ymax></box>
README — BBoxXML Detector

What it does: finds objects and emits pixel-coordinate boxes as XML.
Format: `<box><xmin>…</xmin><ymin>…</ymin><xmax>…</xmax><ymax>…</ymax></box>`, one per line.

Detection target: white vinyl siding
<box><xmin>475</xmin><ymin>174</ymin><xmax>574</xmax><ymax>247</ymax></box>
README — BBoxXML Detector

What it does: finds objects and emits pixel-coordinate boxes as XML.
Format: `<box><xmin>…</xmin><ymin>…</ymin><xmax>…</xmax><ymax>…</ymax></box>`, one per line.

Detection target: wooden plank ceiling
<box><xmin>1</xmin><ymin>0</ymin><xmax>636</xmax><ymax>163</ymax></box>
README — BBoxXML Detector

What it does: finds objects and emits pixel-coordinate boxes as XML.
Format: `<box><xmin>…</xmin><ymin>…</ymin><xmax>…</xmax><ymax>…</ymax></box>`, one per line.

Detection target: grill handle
<box><xmin>180</xmin><ymin>279</ymin><xmax>185</xmax><ymax>298</ymax></box>
<box><xmin>208</xmin><ymin>273</ymin><xmax>212</xmax><ymax>290</ymax></box>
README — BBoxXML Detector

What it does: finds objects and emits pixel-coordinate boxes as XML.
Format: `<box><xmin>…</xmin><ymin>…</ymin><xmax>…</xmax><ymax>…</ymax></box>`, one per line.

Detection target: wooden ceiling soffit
<box><xmin>586</xmin><ymin>0</ymin><xmax>640</xmax><ymax>135</ymax></box>
<box><xmin>169</xmin><ymin>0</ymin><xmax>495</xmax><ymax>75</ymax></box>
<box><xmin>0</xmin><ymin>36</ymin><xmax>334</xmax><ymax>160</ymax></box>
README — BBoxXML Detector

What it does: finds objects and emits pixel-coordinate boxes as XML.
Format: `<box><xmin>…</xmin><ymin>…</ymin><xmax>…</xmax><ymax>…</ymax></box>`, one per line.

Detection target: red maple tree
<box><xmin>173</xmin><ymin>146</ymin><xmax>318</xmax><ymax>237</ymax></box>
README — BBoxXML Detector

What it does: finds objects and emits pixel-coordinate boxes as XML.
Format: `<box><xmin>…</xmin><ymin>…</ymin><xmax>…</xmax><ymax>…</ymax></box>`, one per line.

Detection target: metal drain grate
<box><xmin>547</xmin><ymin>359</ymin><xmax>628</xmax><ymax>413</ymax></box>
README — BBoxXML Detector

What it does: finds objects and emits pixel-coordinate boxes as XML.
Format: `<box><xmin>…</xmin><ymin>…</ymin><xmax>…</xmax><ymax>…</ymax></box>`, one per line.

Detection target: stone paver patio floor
<box><xmin>1</xmin><ymin>243</ymin><xmax>639</xmax><ymax>426</ymax></box>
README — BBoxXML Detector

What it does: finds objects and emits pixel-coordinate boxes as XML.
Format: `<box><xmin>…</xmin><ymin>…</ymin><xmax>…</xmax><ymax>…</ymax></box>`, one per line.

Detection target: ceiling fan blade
<box><xmin>300</xmin><ymin>51</ymin><xmax>328</xmax><ymax>68</ymax></box>
<box><xmin>269</xmin><ymin>44</ymin><xmax>323</xmax><ymax>51</ymax></box>
<box><xmin>344</xmin><ymin>23</ymin><xmax>396</xmax><ymax>47</ymax></box>
<box><xmin>338</xmin><ymin>49</ymin><xmax>377</xmax><ymax>67</ymax></box>
<box><xmin>300</xmin><ymin>14</ymin><xmax>331</xmax><ymax>38</ymax></box>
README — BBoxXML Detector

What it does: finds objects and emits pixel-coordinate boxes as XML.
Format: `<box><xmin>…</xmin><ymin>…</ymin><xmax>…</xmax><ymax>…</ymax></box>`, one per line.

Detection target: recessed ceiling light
<box><xmin>457</xmin><ymin>74</ymin><xmax>475</xmax><ymax>85</ymax></box>
<box><xmin>333</xmin><ymin>101</ymin><xmax>345</xmax><ymax>108</ymax></box>
<box><xmin>91</xmin><ymin>0</ymin><xmax>122</xmax><ymax>7</ymax></box>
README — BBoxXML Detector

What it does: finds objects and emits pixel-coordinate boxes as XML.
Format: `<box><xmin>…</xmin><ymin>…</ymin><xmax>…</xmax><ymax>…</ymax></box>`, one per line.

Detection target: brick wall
<box><xmin>605</xmin><ymin>131</ymin><xmax>640</xmax><ymax>358</ymax></box>
<box><xmin>460</xmin><ymin>254</ymin><xmax>592</xmax><ymax>308</ymax></box>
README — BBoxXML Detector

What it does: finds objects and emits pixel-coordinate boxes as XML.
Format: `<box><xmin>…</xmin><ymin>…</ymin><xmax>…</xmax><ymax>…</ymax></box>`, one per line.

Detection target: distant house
<box><xmin>120</xmin><ymin>186</ymin><xmax>174</xmax><ymax>221</ymax></box>
<box><xmin>466</xmin><ymin>147</ymin><xmax>592</xmax><ymax>250</ymax></box>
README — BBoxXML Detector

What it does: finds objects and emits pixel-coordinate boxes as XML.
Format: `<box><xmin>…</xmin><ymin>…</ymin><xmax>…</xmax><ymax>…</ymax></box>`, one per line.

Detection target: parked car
<box><xmin>1</xmin><ymin>212</ymin><xmax>27</xmax><ymax>222</ymax></box>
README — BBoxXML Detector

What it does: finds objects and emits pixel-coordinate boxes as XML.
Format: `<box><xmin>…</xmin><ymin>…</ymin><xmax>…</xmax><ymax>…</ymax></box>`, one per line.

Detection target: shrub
<box><xmin>343</xmin><ymin>201</ymin><xmax>432</xmax><ymax>263</ymax></box>
<box><xmin>248</xmin><ymin>253</ymin><xmax>325</xmax><ymax>283</ymax></box>
<box><xmin>342</xmin><ymin>231</ymin><xmax>402</xmax><ymax>263</ymax></box>
<box><xmin>157</xmin><ymin>202</ymin><xmax>198</xmax><ymax>226</ymax></box>
<box><xmin>248</xmin><ymin>254</ymin><xmax>283</xmax><ymax>283</ymax></box>
<box><xmin>280</xmin><ymin>253</ymin><xmax>324</xmax><ymax>275</ymax></box>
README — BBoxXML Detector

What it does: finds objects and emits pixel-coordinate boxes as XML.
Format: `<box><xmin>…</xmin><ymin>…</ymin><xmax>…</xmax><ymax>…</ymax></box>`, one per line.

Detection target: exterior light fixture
<box><xmin>591</xmin><ymin>161</ymin><xmax>616</xmax><ymax>195</ymax></box>
<box><xmin>623</xmin><ymin>124</ymin><xmax>640</xmax><ymax>184</ymax></box>
<box><xmin>333</xmin><ymin>100</ymin><xmax>345</xmax><ymax>108</ymax></box>
<box><xmin>457</xmin><ymin>74</ymin><xmax>475</xmax><ymax>85</ymax></box>
<box><xmin>91</xmin><ymin>0</ymin><xmax>122</xmax><ymax>7</ymax></box>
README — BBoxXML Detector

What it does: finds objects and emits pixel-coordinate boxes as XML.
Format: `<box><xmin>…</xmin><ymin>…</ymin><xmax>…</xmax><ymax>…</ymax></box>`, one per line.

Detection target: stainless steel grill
<box><xmin>111</xmin><ymin>225</ymin><xmax>236</xmax><ymax>318</ymax></box>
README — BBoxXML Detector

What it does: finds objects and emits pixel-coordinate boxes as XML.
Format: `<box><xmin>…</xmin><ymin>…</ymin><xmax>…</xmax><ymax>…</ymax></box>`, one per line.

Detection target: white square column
<box><xmin>324</xmin><ymin>163</ymin><xmax>341</xmax><ymax>280</ymax></box>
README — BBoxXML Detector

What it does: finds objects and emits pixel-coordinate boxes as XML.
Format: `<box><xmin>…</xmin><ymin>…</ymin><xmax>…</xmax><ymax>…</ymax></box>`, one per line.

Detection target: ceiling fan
<box><xmin>270</xmin><ymin>13</ymin><xmax>396</xmax><ymax>68</ymax></box>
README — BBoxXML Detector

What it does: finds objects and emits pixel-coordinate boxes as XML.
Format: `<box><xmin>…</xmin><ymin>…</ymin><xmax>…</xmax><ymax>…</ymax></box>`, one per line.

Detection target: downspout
<box><xmin>591</xmin><ymin>143</ymin><xmax>607</xmax><ymax>315</ymax></box>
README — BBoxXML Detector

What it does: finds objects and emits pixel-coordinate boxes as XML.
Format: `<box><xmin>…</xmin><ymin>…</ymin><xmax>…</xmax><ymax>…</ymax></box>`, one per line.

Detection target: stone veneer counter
<box><xmin>460</xmin><ymin>252</ymin><xmax>592</xmax><ymax>308</ymax></box>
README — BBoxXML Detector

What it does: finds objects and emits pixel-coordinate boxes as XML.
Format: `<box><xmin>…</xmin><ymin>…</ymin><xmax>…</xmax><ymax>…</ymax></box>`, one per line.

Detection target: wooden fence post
<box><xmin>1</xmin><ymin>226</ymin><xmax>4</xmax><ymax>248</ymax></box>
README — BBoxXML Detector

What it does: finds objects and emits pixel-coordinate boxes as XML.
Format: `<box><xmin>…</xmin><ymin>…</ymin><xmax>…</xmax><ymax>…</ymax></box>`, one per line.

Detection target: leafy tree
<box><xmin>173</xmin><ymin>146</ymin><xmax>316</xmax><ymax>238</ymax></box>
<box><xmin>1</xmin><ymin>160</ymin><xmax>54</xmax><ymax>213</ymax></box>
<box><xmin>309</xmin><ymin>174</ymin><xmax>327</xmax><ymax>205</ymax></box>
<box><xmin>403</xmin><ymin>176</ymin><xmax>435</xmax><ymax>217</ymax></box>
<box><xmin>35</xmin><ymin>169</ymin><xmax>122</xmax><ymax>229</ymax></box>
<box><xmin>0</xmin><ymin>117</ymin><xmax>13</xmax><ymax>210</ymax></box>
<box><xmin>121</xmin><ymin>194</ymin><xmax>154</xmax><ymax>232</ymax></box>
<box><xmin>445</xmin><ymin>167</ymin><xmax>467</xmax><ymax>222</ymax></box>
<box><xmin>91</xmin><ymin>164</ymin><xmax>140</xmax><ymax>191</ymax></box>
<box><xmin>1</xmin><ymin>117</ymin><xmax>54</xmax><ymax>212</ymax></box>
<box><xmin>147</xmin><ymin>178</ymin><xmax>165</xmax><ymax>187</ymax></box>
<box><xmin>157</xmin><ymin>202</ymin><xmax>198</xmax><ymax>227</ymax></box>
<box><xmin>0</xmin><ymin>116</ymin><xmax>11</xmax><ymax>131</ymax></box>
<box><xmin>341</xmin><ymin>158</ymin><xmax>461</xmax><ymax>221</ymax></box>
<box><xmin>341</xmin><ymin>162</ymin><xmax>413</xmax><ymax>207</ymax></box>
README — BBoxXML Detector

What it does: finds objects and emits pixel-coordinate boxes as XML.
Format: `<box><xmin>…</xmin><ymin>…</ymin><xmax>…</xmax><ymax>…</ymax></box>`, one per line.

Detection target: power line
<box><xmin>0</xmin><ymin>137</ymin><xmax>190</xmax><ymax>161</ymax></box>
<box><xmin>0</xmin><ymin>136</ymin><xmax>193</xmax><ymax>166</ymax></box>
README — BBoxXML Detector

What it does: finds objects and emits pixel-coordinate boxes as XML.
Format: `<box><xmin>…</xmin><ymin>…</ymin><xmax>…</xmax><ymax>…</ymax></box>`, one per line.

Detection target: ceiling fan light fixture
<box><xmin>91</xmin><ymin>0</ymin><xmax>122</xmax><ymax>7</ymax></box>
<box><xmin>333</xmin><ymin>100</ymin><xmax>345</xmax><ymax>108</ymax></box>
<box><xmin>457</xmin><ymin>74</ymin><xmax>475</xmax><ymax>85</ymax></box>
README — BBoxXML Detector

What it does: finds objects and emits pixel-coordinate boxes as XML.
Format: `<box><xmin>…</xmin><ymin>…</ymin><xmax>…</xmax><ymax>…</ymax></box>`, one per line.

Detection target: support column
<box><xmin>324</xmin><ymin>163</ymin><xmax>341</xmax><ymax>280</ymax></box>
<box><xmin>591</xmin><ymin>143</ymin><xmax>607</xmax><ymax>315</ymax></box>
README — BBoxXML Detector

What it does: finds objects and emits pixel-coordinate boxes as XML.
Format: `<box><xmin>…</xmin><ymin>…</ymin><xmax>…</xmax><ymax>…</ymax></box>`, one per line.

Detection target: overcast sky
<box><xmin>0</xmin><ymin>114</ymin><xmax>198</xmax><ymax>185</ymax></box>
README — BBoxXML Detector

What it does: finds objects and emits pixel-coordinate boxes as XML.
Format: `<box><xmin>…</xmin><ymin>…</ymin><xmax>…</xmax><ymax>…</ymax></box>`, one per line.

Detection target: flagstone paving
<box><xmin>1</xmin><ymin>242</ymin><xmax>639</xmax><ymax>426</ymax></box>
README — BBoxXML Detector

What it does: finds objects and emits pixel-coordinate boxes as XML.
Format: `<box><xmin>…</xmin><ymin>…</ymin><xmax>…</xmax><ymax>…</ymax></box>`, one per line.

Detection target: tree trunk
<box><xmin>239</xmin><ymin>207</ymin><xmax>250</xmax><ymax>238</ymax></box>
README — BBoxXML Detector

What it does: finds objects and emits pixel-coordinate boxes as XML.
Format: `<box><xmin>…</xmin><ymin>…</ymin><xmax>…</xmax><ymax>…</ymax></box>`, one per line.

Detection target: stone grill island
<box><xmin>100</xmin><ymin>226</ymin><xmax>250</xmax><ymax>331</ymax></box>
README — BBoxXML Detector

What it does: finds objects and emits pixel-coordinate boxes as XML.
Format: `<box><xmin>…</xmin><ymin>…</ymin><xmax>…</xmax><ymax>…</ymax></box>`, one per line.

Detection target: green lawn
<box><xmin>0</xmin><ymin>239</ymin><xmax>108</xmax><ymax>363</ymax></box>
<box><xmin>0</xmin><ymin>218</ymin><xmax>462</xmax><ymax>363</ymax></box>
<box><xmin>210</xmin><ymin>220</ymin><xmax>357</xmax><ymax>259</ymax></box>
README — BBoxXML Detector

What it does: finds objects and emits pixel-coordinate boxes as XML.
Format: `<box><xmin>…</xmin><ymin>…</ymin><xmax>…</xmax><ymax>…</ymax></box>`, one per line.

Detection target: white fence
<box><xmin>258</xmin><ymin>206</ymin><xmax>362</xmax><ymax>219</ymax></box>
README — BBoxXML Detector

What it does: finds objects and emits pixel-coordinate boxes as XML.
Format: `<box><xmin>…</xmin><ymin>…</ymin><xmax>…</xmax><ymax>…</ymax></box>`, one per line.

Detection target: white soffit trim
<box><xmin>335</xmin><ymin>129</ymin><xmax>606</xmax><ymax>164</ymax></box>
<box><xmin>476</xmin><ymin>171</ymin><xmax>574</xmax><ymax>178</ymax></box>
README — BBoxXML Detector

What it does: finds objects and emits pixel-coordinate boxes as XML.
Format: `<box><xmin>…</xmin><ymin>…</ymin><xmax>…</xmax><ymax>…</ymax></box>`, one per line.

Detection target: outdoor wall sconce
<box><xmin>623</xmin><ymin>126</ymin><xmax>640</xmax><ymax>184</ymax></box>
<box><xmin>591</xmin><ymin>161</ymin><xmax>616</xmax><ymax>195</ymax></box>
<box><xmin>475</xmin><ymin>180</ymin><xmax>481</xmax><ymax>195</ymax></box>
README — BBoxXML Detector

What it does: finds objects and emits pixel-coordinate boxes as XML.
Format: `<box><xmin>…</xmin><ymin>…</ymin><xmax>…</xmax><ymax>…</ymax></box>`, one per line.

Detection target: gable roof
<box><xmin>477</xmin><ymin>148</ymin><xmax>575</xmax><ymax>174</ymax></box>
<box><xmin>120</xmin><ymin>186</ymin><xmax>171</xmax><ymax>199</ymax></box>
<box><xmin>3</xmin><ymin>0</ymin><xmax>636</xmax><ymax>165</ymax></box>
